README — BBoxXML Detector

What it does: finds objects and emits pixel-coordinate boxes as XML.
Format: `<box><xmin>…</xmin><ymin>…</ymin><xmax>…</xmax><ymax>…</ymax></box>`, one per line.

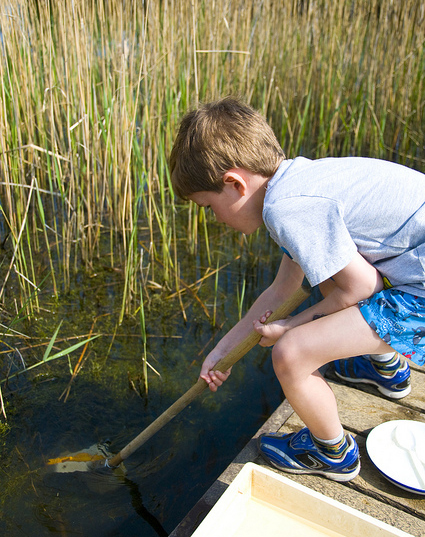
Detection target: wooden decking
<box><xmin>170</xmin><ymin>363</ymin><xmax>425</xmax><ymax>536</ymax></box>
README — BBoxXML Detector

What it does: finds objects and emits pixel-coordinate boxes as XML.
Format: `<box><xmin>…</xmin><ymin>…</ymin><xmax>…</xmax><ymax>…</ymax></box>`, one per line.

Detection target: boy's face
<box><xmin>188</xmin><ymin>171</ymin><xmax>265</xmax><ymax>235</ymax></box>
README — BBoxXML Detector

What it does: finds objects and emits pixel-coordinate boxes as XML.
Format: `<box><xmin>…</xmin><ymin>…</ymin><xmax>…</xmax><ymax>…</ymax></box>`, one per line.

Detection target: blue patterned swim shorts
<box><xmin>359</xmin><ymin>289</ymin><xmax>425</xmax><ymax>366</ymax></box>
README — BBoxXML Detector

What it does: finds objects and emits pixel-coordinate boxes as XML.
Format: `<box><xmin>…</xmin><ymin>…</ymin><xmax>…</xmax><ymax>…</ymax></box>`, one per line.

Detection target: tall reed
<box><xmin>0</xmin><ymin>0</ymin><xmax>423</xmax><ymax>319</ymax></box>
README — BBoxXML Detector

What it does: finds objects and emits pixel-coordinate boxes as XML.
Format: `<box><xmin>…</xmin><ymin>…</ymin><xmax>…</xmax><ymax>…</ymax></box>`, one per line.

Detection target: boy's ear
<box><xmin>222</xmin><ymin>169</ymin><xmax>247</xmax><ymax>195</ymax></box>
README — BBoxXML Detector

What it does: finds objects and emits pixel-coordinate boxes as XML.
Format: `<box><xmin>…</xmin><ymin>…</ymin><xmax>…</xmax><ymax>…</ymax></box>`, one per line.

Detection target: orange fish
<box><xmin>47</xmin><ymin>452</ymin><xmax>106</xmax><ymax>465</ymax></box>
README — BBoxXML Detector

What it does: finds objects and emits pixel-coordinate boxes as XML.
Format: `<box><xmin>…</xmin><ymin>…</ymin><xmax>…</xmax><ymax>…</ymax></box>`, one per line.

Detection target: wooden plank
<box><xmin>410</xmin><ymin>367</ymin><xmax>425</xmax><ymax>413</ymax></box>
<box><xmin>331</xmin><ymin>377</ymin><xmax>425</xmax><ymax>431</ymax></box>
<box><xmin>325</xmin><ymin>365</ymin><xmax>425</xmax><ymax>414</ymax></box>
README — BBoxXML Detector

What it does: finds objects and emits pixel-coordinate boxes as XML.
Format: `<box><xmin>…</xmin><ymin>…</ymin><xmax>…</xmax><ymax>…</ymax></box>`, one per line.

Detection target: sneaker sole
<box><xmin>334</xmin><ymin>371</ymin><xmax>411</xmax><ymax>399</ymax></box>
<box><xmin>261</xmin><ymin>453</ymin><xmax>361</xmax><ymax>482</ymax></box>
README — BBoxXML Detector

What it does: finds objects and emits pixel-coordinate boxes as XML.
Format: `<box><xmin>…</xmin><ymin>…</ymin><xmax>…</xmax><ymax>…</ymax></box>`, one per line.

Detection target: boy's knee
<box><xmin>271</xmin><ymin>333</ymin><xmax>300</xmax><ymax>377</ymax></box>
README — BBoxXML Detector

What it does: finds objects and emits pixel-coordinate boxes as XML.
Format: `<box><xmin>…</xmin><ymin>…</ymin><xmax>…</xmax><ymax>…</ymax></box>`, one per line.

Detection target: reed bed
<box><xmin>0</xmin><ymin>0</ymin><xmax>424</xmax><ymax>320</ymax></box>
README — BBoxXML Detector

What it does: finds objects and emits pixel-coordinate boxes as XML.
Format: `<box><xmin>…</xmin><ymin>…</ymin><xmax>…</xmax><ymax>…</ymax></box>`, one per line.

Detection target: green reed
<box><xmin>0</xmin><ymin>0</ymin><xmax>423</xmax><ymax>321</ymax></box>
<box><xmin>139</xmin><ymin>284</ymin><xmax>148</xmax><ymax>394</ymax></box>
<box><xmin>237</xmin><ymin>277</ymin><xmax>246</xmax><ymax>321</ymax></box>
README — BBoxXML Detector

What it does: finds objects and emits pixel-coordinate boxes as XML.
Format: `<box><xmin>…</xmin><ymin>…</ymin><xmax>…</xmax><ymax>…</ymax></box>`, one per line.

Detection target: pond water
<box><xmin>0</xmin><ymin>227</ymin><xmax>314</xmax><ymax>536</ymax></box>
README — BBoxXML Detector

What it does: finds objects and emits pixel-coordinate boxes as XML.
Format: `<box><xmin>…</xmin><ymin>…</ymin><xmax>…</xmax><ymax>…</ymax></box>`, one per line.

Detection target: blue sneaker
<box><xmin>334</xmin><ymin>355</ymin><xmax>411</xmax><ymax>399</ymax></box>
<box><xmin>258</xmin><ymin>427</ymin><xmax>360</xmax><ymax>482</ymax></box>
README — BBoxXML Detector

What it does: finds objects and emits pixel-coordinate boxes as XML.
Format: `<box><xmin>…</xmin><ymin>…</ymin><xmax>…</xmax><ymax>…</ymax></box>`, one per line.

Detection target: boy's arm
<box><xmin>254</xmin><ymin>251</ymin><xmax>383</xmax><ymax>347</ymax></box>
<box><xmin>200</xmin><ymin>254</ymin><xmax>305</xmax><ymax>391</ymax></box>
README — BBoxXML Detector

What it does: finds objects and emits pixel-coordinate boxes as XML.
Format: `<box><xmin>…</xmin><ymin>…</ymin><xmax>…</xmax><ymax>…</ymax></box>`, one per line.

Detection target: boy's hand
<box><xmin>253</xmin><ymin>312</ymin><xmax>290</xmax><ymax>347</ymax></box>
<box><xmin>200</xmin><ymin>355</ymin><xmax>232</xmax><ymax>392</ymax></box>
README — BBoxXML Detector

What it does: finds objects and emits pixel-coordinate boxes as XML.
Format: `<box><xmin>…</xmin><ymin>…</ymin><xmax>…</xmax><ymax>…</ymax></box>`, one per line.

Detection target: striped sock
<box><xmin>311</xmin><ymin>429</ymin><xmax>349</xmax><ymax>459</ymax></box>
<box><xmin>369</xmin><ymin>352</ymin><xmax>400</xmax><ymax>377</ymax></box>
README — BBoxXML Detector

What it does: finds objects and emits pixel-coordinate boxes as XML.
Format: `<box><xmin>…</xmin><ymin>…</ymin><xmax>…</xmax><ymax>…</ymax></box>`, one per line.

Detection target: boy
<box><xmin>169</xmin><ymin>97</ymin><xmax>425</xmax><ymax>482</ymax></box>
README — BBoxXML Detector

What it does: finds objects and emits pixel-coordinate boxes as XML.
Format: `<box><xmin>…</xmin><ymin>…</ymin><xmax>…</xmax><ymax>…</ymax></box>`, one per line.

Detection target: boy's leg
<box><xmin>270</xmin><ymin>304</ymin><xmax>391</xmax><ymax>439</ymax></box>
<box><xmin>318</xmin><ymin>279</ymin><xmax>411</xmax><ymax>399</ymax></box>
<box><xmin>259</xmin><ymin>303</ymin><xmax>391</xmax><ymax>480</ymax></box>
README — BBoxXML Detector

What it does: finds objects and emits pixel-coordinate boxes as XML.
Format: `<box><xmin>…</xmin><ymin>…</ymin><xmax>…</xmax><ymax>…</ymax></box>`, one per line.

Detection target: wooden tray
<box><xmin>192</xmin><ymin>463</ymin><xmax>413</xmax><ymax>537</ymax></box>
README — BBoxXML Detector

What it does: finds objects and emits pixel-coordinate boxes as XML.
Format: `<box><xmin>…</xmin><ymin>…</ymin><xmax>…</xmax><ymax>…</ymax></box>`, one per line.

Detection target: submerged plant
<box><xmin>0</xmin><ymin>320</ymin><xmax>99</xmax><ymax>387</ymax></box>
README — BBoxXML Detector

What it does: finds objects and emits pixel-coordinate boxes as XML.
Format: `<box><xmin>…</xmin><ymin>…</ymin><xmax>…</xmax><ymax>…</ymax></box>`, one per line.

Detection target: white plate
<box><xmin>366</xmin><ymin>420</ymin><xmax>425</xmax><ymax>495</ymax></box>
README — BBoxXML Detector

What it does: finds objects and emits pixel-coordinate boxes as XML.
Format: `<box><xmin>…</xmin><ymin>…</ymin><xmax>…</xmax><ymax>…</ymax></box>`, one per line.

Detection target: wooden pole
<box><xmin>107</xmin><ymin>285</ymin><xmax>310</xmax><ymax>467</ymax></box>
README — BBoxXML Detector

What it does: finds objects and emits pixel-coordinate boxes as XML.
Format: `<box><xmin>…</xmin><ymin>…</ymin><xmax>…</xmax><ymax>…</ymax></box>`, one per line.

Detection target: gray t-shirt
<box><xmin>262</xmin><ymin>156</ymin><xmax>425</xmax><ymax>297</ymax></box>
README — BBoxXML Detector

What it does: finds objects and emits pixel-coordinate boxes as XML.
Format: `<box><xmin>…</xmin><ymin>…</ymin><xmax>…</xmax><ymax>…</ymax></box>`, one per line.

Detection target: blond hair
<box><xmin>169</xmin><ymin>97</ymin><xmax>285</xmax><ymax>199</ymax></box>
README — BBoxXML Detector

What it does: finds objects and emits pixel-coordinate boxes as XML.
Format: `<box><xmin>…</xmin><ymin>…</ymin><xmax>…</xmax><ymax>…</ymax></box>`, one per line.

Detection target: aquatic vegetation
<box><xmin>0</xmin><ymin>319</ymin><xmax>99</xmax><ymax>385</ymax></box>
<box><xmin>0</xmin><ymin>0</ymin><xmax>423</xmax><ymax>320</ymax></box>
<box><xmin>0</xmin><ymin>420</ymin><xmax>10</xmax><ymax>442</ymax></box>
<box><xmin>0</xmin><ymin>8</ymin><xmax>422</xmax><ymax>507</ymax></box>
<box><xmin>237</xmin><ymin>276</ymin><xmax>246</xmax><ymax>321</ymax></box>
